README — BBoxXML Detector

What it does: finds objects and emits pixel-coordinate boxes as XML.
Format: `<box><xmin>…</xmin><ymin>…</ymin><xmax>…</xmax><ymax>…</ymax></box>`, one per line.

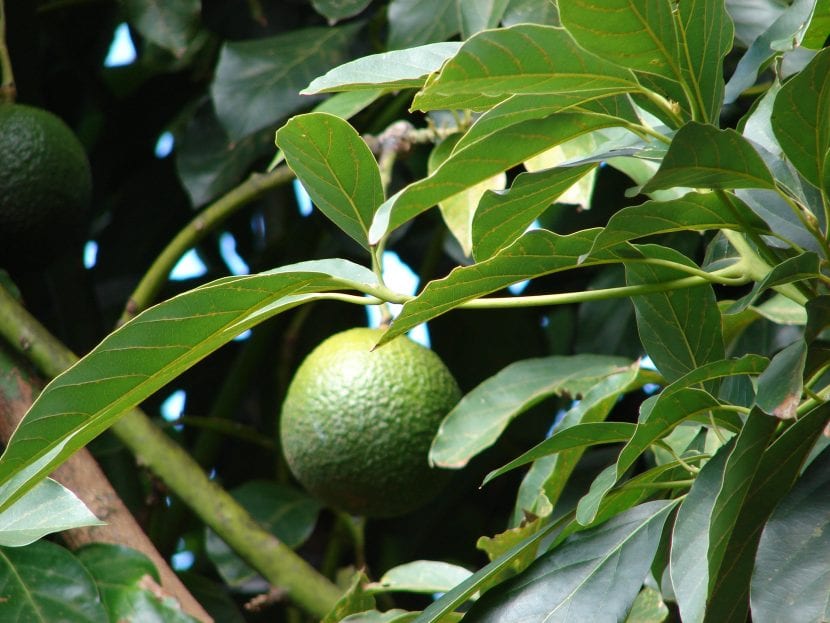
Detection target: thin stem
<box><xmin>653</xmin><ymin>440</ymin><xmax>701</xmax><ymax>475</ymax></box>
<box><xmin>0</xmin><ymin>285</ymin><xmax>342</xmax><ymax>617</ymax></box>
<box><xmin>622</xmin><ymin>121</ymin><xmax>672</xmax><ymax>146</ymax></box>
<box><xmin>637</xmin><ymin>87</ymin><xmax>684</xmax><ymax>128</ymax></box>
<box><xmin>708</xmin><ymin>411</ymin><xmax>727</xmax><ymax>444</ymax></box>
<box><xmin>626</xmin><ymin>256</ymin><xmax>749</xmax><ymax>285</ymax></box>
<box><xmin>776</xmin><ymin>185</ymin><xmax>830</xmax><ymax>259</ymax></box>
<box><xmin>623</xmin><ymin>480</ymin><xmax>695</xmax><ymax>490</ymax></box>
<box><xmin>119</xmin><ymin>165</ymin><xmax>295</xmax><ymax>324</ymax></box>
<box><xmin>0</xmin><ymin>0</ymin><xmax>15</xmax><ymax>103</ymax></box>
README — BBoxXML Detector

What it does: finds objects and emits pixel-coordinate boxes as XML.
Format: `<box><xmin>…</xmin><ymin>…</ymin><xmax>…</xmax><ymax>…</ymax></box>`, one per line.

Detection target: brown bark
<box><xmin>0</xmin><ymin>352</ymin><xmax>213</xmax><ymax>623</ymax></box>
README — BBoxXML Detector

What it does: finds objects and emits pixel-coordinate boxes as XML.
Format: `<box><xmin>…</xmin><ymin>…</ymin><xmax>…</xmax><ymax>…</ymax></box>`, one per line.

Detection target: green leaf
<box><xmin>430</xmin><ymin>355</ymin><xmax>632</xmax><ymax>468</ymax></box>
<box><xmin>463</xmin><ymin>501</ymin><xmax>677</xmax><ymax>623</ymax></box>
<box><xmin>460</xmin><ymin>0</ymin><xmax>510</xmax><ymax>37</ymax></box>
<box><xmin>704</xmin><ymin>401</ymin><xmax>830</xmax><ymax>622</ymax></box>
<box><xmin>642</xmin><ymin>122</ymin><xmax>776</xmax><ymax>192</ymax></box>
<box><xmin>77</xmin><ymin>544</ymin><xmax>198</xmax><ymax>622</ymax></box>
<box><xmin>484</xmin><ymin>422</ymin><xmax>636</xmax><ymax>485</ymax></box>
<box><xmin>771</xmin><ymin>47</ymin><xmax>830</xmax><ymax>190</ymax></box>
<box><xmin>585</xmin><ymin>192</ymin><xmax>768</xmax><ymax>261</ymax></box>
<box><xmin>473</xmin><ymin>164</ymin><xmax>595</xmax><ymax>260</ymax></box>
<box><xmin>303</xmin><ymin>42</ymin><xmax>463</xmax><ymax>94</ymax></box>
<box><xmin>626</xmin><ymin>244</ymin><xmax>725</xmax><ymax>383</ymax></box>
<box><xmin>311</xmin><ymin>0</ymin><xmax>372</xmax><ymax>21</ymax></box>
<box><xmin>0</xmin><ymin>540</ymin><xmax>107</xmax><ymax>622</ymax></box>
<box><xmin>802</xmin><ymin>0</ymin><xmax>830</xmax><ymax>48</ymax></box>
<box><xmin>369</xmin><ymin>561</ymin><xmax>473</xmax><ymax>595</ymax></box>
<box><xmin>502</xmin><ymin>0</ymin><xmax>559</xmax><ymax>26</ymax></box>
<box><xmin>205</xmin><ymin>481</ymin><xmax>322</xmax><ymax>589</ymax></box>
<box><xmin>276</xmin><ymin>112</ymin><xmax>383</xmax><ymax>249</ymax></box>
<box><xmin>123</xmin><ymin>0</ymin><xmax>200</xmax><ymax>58</ymax></box>
<box><xmin>624</xmin><ymin>587</ymin><xmax>669</xmax><ymax>623</ymax></box>
<box><xmin>370</xmin><ymin>110</ymin><xmax>628</xmax><ymax>243</ymax></box>
<box><xmin>323</xmin><ymin>571</ymin><xmax>376</xmax><ymax>623</ymax></box>
<box><xmin>724</xmin><ymin>0</ymin><xmax>817</xmax><ymax>103</ymax></box>
<box><xmin>211</xmin><ymin>23</ymin><xmax>361</xmax><ymax>140</ymax></box>
<box><xmin>412</xmin><ymin>25</ymin><xmax>640</xmax><ymax>112</ymax></box>
<box><xmin>0</xmin><ymin>259</ymin><xmax>379</xmax><ymax>511</ymax></box>
<box><xmin>343</xmin><ymin>610</ymin><xmax>423</xmax><ymax>623</ymax></box>
<box><xmin>387</xmin><ymin>0</ymin><xmax>461</xmax><ymax>49</ymax></box>
<box><xmin>0</xmin><ymin>478</ymin><xmax>103</xmax><ymax>547</ymax></box>
<box><xmin>727</xmin><ymin>252</ymin><xmax>821</xmax><ymax>314</ymax></box>
<box><xmin>751</xmin><ymin>445</ymin><xmax>830</xmax><ymax>622</ymax></box>
<box><xmin>755</xmin><ymin>339</ymin><xmax>807</xmax><ymax>419</ymax></box>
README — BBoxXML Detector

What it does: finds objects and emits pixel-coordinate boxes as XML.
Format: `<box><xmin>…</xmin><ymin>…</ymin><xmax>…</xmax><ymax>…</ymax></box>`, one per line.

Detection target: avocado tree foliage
<box><xmin>0</xmin><ymin>0</ymin><xmax>829</xmax><ymax>621</ymax></box>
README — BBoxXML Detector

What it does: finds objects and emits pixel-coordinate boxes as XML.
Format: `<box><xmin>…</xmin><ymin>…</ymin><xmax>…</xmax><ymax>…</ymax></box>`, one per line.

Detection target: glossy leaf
<box><xmin>771</xmin><ymin>47</ymin><xmax>830</xmax><ymax>190</ymax></box>
<box><xmin>460</xmin><ymin>0</ymin><xmax>510</xmax><ymax>37</ymax></box>
<box><xmin>303</xmin><ymin>42</ymin><xmax>462</xmax><ymax>94</ymax></box>
<box><xmin>369</xmin><ymin>110</ymin><xmax>628</xmax><ymax>243</ymax></box>
<box><xmin>626</xmin><ymin>244</ymin><xmax>725</xmax><ymax>383</ymax></box>
<box><xmin>369</xmin><ymin>561</ymin><xmax>473</xmax><ymax>595</ymax></box>
<box><xmin>802</xmin><ymin>0</ymin><xmax>830</xmax><ymax>48</ymax></box>
<box><xmin>430</xmin><ymin>355</ymin><xmax>631</xmax><ymax>468</ymax></box>
<box><xmin>387</xmin><ymin>0</ymin><xmax>461</xmax><ymax>49</ymax></box>
<box><xmin>704</xmin><ymin>402</ymin><xmax>830</xmax><ymax>622</ymax></box>
<box><xmin>0</xmin><ymin>478</ymin><xmax>103</xmax><ymax>547</ymax></box>
<box><xmin>123</xmin><ymin>0</ymin><xmax>200</xmax><ymax>57</ymax></box>
<box><xmin>464</xmin><ymin>501</ymin><xmax>676</xmax><ymax>623</ymax></box>
<box><xmin>643</xmin><ymin>122</ymin><xmax>776</xmax><ymax>192</ymax></box>
<box><xmin>585</xmin><ymin>192</ymin><xmax>768</xmax><ymax>261</ymax></box>
<box><xmin>211</xmin><ymin>23</ymin><xmax>360</xmax><ymax>140</ymax></box>
<box><xmin>0</xmin><ymin>260</ymin><xmax>379</xmax><ymax>511</ymax></box>
<box><xmin>276</xmin><ymin>112</ymin><xmax>383</xmax><ymax>249</ymax></box>
<box><xmin>473</xmin><ymin>163</ymin><xmax>596</xmax><ymax>260</ymax></box>
<box><xmin>205</xmin><ymin>481</ymin><xmax>322</xmax><ymax>589</ymax></box>
<box><xmin>751</xmin><ymin>445</ymin><xmax>830</xmax><ymax>623</ymax></box>
<box><xmin>78</xmin><ymin>544</ymin><xmax>197</xmax><ymax>622</ymax></box>
<box><xmin>412</xmin><ymin>25</ymin><xmax>640</xmax><ymax>112</ymax></box>
<box><xmin>0</xmin><ymin>540</ymin><xmax>107</xmax><ymax>622</ymax></box>
<box><xmin>755</xmin><ymin>338</ymin><xmax>807</xmax><ymax>419</ymax></box>
<box><xmin>311</xmin><ymin>0</ymin><xmax>372</xmax><ymax>21</ymax></box>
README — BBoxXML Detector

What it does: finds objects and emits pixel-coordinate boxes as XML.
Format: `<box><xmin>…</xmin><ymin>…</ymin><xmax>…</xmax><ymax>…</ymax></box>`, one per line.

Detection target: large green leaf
<box><xmin>751</xmin><ymin>445</ymin><xmax>830</xmax><ymax>622</ymax></box>
<box><xmin>0</xmin><ymin>540</ymin><xmax>107</xmax><ymax>622</ymax></box>
<box><xmin>473</xmin><ymin>164</ymin><xmax>596</xmax><ymax>260</ymax></box>
<box><xmin>412</xmin><ymin>25</ymin><xmax>640</xmax><ymax>112</ymax></box>
<box><xmin>771</xmin><ymin>47</ymin><xmax>830</xmax><ymax>190</ymax></box>
<box><xmin>0</xmin><ymin>260</ymin><xmax>380</xmax><ymax>511</ymax></box>
<box><xmin>303</xmin><ymin>42</ymin><xmax>462</xmax><ymax>94</ymax></box>
<box><xmin>584</xmin><ymin>192</ymin><xmax>768</xmax><ymax>261</ymax></box>
<box><xmin>0</xmin><ymin>478</ymin><xmax>103</xmax><ymax>547</ymax></box>
<box><xmin>460</xmin><ymin>0</ymin><xmax>510</xmax><ymax>37</ymax></box>
<box><xmin>276</xmin><ymin>113</ymin><xmax>383</xmax><ymax>250</ymax></box>
<box><xmin>626</xmin><ymin>244</ymin><xmax>725</xmax><ymax>382</ymax></box>
<box><xmin>642</xmin><ymin>122</ymin><xmax>776</xmax><ymax>192</ymax></box>
<box><xmin>502</xmin><ymin>0</ymin><xmax>559</xmax><ymax>26</ymax></box>
<box><xmin>77</xmin><ymin>544</ymin><xmax>198</xmax><ymax>622</ymax></box>
<box><xmin>704</xmin><ymin>402</ymin><xmax>830</xmax><ymax>622</ymax></box>
<box><xmin>369</xmin><ymin>561</ymin><xmax>473</xmax><ymax>595</ymax></box>
<box><xmin>802</xmin><ymin>0</ymin><xmax>830</xmax><ymax>48</ymax></box>
<box><xmin>387</xmin><ymin>0</ymin><xmax>461</xmax><ymax>49</ymax></box>
<box><xmin>463</xmin><ymin>501</ymin><xmax>677</xmax><ymax>623</ymax></box>
<box><xmin>369</xmin><ymin>111</ymin><xmax>627</xmax><ymax>243</ymax></box>
<box><xmin>755</xmin><ymin>338</ymin><xmax>807</xmax><ymax>419</ymax></box>
<box><xmin>123</xmin><ymin>0</ymin><xmax>201</xmax><ymax>58</ymax></box>
<box><xmin>430</xmin><ymin>355</ymin><xmax>632</xmax><ymax>468</ymax></box>
<box><xmin>205</xmin><ymin>481</ymin><xmax>322</xmax><ymax>589</ymax></box>
<box><xmin>211</xmin><ymin>23</ymin><xmax>360</xmax><ymax>140</ymax></box>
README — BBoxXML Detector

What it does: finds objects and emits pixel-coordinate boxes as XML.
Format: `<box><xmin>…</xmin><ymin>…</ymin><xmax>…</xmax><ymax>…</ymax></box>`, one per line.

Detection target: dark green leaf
<box><xmin>311</xmin><ymin>0</ymin><xmax>372</xmax><ymax>21</ymax></box>
<box><xmin>205</xmin><ymin>481</ymin><xmax>322</xmax><ymax>589</ymax></box>
<box><xmin>0</xmin><ymin>540</ymin><xmax>107</xmax><ymax>622</ymax></box>
<box><xmin>412</xmin><ymin>25</ymin><xmax>640</xmax><ymax>112</ymax></box>
<box><xmin>751</xmin><ymin>445</ymin><xmax>830</xmax><ymax>622</ymax></box>
<box><xmin>387</xmin><ymin>0</ymin><xmax>461</xmax><ymax>49</ymax></box>
<box><xmin>755</xmin><ymin>339</ymin><xmax>807</xmax><ymax>419</ymax></box>
<box><xmin>303</xmin><ymin>42</ymin><xmax>462</xmax><ymax>94</ymax></box>
<box><xmin>802</xmin><ymin>0</ymin><xmax>830</xmax><ymax>48</ymax></box>
<box><xmin>123</xmin><ymin>0</ymin><xmax>200</xmax><ymax>57</ymax></box>
<box><xmin>276</xmin><ymin>112</ymin><xmax>383</xmax><ymax>249</ymax></box>
<box><xmin>0</xmin><ymin>260</ymin><xmax>380</xmax><ymax>511</ymax></box>
<box><xmin>78</xmin><ymin>544</ymin><xmax>198</xmax><ymax>622</ymax></box>
<box><xmin>626</xmin><ymin>244</ymin><xmax>725</xmax><ymax>383</ymax></box>
<box><xmin>464</xmin><ymin>501</ymin><xmax>676</xmax><ymax>623</ymax></box>
<box><xmin>771</xmin><ymin>47</ymin><xmax>830</xmax><ymax>190</ymax></box>
<box><xmin>369</xmin><ymin>561</ymin><xmax>472</xmax><ymax>595</ymax></box>
<box><xmin>473</xmin><ymin>164</ymin><xmax>596</xmax><ymax>260</ymax></box>
<box><xmin>735</xmin><ymin>188</ymin><xmax>825</xmax><ymax>254</ymax></box>
<box><xmin>0</xmin><ymin>478</ymin><xmax>103</xmax><ymax>547</ymax></box>
<box><xmin>585</xmin><ymin>192</ymin><xmax>768</xmax><ymax>261</ymax></box>
<box><xmin>369</xmin><ymin>111</ymin><xmax>627</xmax><ymax>243</ymax></box>
<box><xmin>704</xmin><ymin>402</ymin><xmax>830</xmax><ymax>622</ymax></box>
<box><xmin>805</xmin><ymin>294</ymin><xmax>830</xmax><ymax>342</ymax></box>
<box><xmin>460</xmin><ymin>0</ymin><xmax>510</xmax><ymax>37</ymax></box>
<box><xmin>211</xmin><ymin>24</ymin><xmax>361</xmax><ymax>140</ymax></box>
<box><xmin>642</xmin><ymin>122</ymin><xmax>776</xmax><ymax>192</ymax></box>
<box><xmin>430</xmin><ymin>355</ymin><xmax>632</xmax><ymax>468</ymax></box>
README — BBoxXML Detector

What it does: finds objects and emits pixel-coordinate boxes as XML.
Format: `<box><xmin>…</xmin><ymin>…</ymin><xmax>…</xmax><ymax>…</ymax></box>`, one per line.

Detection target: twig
<box><xmin>0</xmin><ymin>0</ymin><xmax>16</xmax><ymax>103</ymax></box>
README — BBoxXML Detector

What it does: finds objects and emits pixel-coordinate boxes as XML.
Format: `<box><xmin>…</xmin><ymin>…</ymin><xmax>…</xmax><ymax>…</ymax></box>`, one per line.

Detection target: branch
<box><xmin>0</xmin><ymin>0</ymin><xmax>16</xmax><ymax>103</ymax></box>
<box><xmin>0</xmin><ymin>285</ymin><xmax>342</xmax><ymax>618</ymax></box>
